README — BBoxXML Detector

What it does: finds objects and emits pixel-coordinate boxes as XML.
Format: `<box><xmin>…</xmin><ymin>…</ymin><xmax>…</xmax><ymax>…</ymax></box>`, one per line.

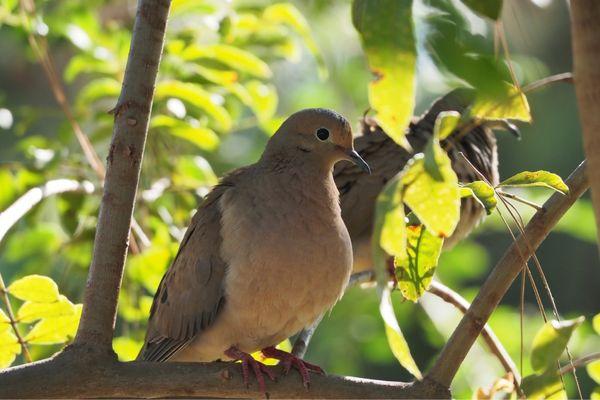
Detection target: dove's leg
<box><xmin>224</xmin><ymin>346</ymin><xmax>276</xmax><ymax>392</ymax></box>
<box><xmin>261</xmin><ymin>346</ymin><xmax>324</xmax><ymax>388</ymax></box>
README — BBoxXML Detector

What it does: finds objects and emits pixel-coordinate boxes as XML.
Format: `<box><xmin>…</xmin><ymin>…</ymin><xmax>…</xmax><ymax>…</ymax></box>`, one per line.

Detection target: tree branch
<box><xmin>427</xmin><ymin>160</ymin><xmax>589</xmax><ymax>387</ymax></box>
<box><xmin>571</xmin><ymin>2</ymin><xmax>600</xmax><ymax>247</ymax></box>
<box><xmin>0</xmin><ymin>179</ymin><xmax>94</xmax><ymax>244</ymax></box>
<box><xmin>74</xmin><ymin>0</ymin><xmax>171</xmax><ymax>350</ymax></box>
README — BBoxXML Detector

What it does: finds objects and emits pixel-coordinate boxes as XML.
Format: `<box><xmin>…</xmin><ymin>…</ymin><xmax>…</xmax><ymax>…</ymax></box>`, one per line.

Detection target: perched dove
<box><xmin>334</xmin><ymin>89</ymin><xmax>513</xmax><ymax>272</ymax></box>
<box><xmin>138</xmin><ymin>108</ymin><xmax>370</xmax><ymax>389</ymax></box>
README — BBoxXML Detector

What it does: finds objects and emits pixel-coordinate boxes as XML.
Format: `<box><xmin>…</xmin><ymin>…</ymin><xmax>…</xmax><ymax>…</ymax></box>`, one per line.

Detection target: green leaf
<box><xmin>395</xmin><ymin>225</ymin><xmax>443</xmax><ymax>301</ymax></box>
<box><xmin>499</xmin><ymin>171</ymin><xmax>569</xmax><ymax>195</ymax></box>
<box><xmin>113</xmin><ymin>336</ymin><xmax>143</xmax><ymax>362</ymax></box>
<box><xmin>459</xmin><ymin>0</ymin><xmax>503</xmax><ymax>20</ymax></box>
<box><xmin>593</xmin><ymin>313</ymin><xmax>600</xmax><ymax>335</ymax></box>
<box><xmin>352</xmin><ymin>0</ymin><xmax>416</xmax><ymax>148</ymax></box>
<box><xmin>151</xmin><ymin>115</ymin><xmax>219</xmax><ymax>151</ymax></box>
<box><xmin>76</xmin><ymin>78</ymin><xmax>121</xmax><ymax>107</ymax></box>
<box><xmin>434</xmin><ymin>111</ymin><xmax>461</xmax><ymax>140</ymax></box>
<box><xmin>522</xmin><ymin>370</ymin><xmax>566</xmax><ymax>400</ymax></box>
<box><xmin>531</xmin><ymin>317</ymin><xmax>584</xmax><ymax>373</ymax></box>
<box><xmin>7</xmin><ymin>275</ymin><xmax>60</xmax><ymax>303</ymax></box>
<box><xmin>470</xmin><ymin>82</ymin><xmax>531</xmax><ymax>122</ymax></box>
<box><xmin>377</xmin><ymin>178</ymin><xmax>406</xmax><ymax>259</ymax></box>
<box><xmin>24</xmin><ymin>304</ymin><xmax>82</xmax><ymax>345</ymax></box>
<box><xmin>263</xmin><ymin>3</ymin><xmax>327</xmax><ymax>79</ymax></box>
<box><xmin>246</xmin><ymin>81</ymin><xmax>278</xmax><ymax>127</ymax></box>
<box><xmin>181</xmin><ymin>44</ymin><xmax>272</xmax><ymax>79</ymax></box>
<box><xmin>588</xmin><ymin>360</ymin><xmax>600</xmax><ymax>385</ymax></box>
<box><xmin>171</xmin><ymin>156</ymin><xmax>218</xmax><ymax>190</ymax></box>
<box><xmin>0</xmin><ymin>330</ymin><xmax>21</xmax><ymax>369</ymax></box>
<box><xmin>379</xmin><ymin>288</ymin><xmax>422</xmax><ymax>379</ymax></box>
<box><xmin>16</xmin><ymin>295</ymin><xmax>76</xmax><ymax>323</ymax></box>
<box><xmin>155</xmin><ymin>81</ymin><xmax>232</xmax><ymax>131</ymax></box>
<box><xmin>403</xmin><ymin>144</ymin><xmax>461</xmax><ymax>238</ymax></box>
<box><xmin>460</xmin><ymin>181</ymin><xmax>497</xmax><ymax>214</ymax></box>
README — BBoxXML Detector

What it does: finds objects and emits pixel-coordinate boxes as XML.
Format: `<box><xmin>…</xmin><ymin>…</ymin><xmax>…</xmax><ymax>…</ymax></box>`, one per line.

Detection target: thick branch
<box><xmin>0</xmin><ymin>350</ymin><xmax>448</xmax><ymax>399</ymax></box>
<box><xmin>571</xmin><ymin>2</ymin><xmax>600</xmax><ymax>246</ymax></box>
<box><xmin>74</xmin><ymin>0</ymin><xmax>171</xmax><ymax>349</ymax></box>
<box><xmin>0</xmin><ymin>179</ymin><xmax>94</xmax><ymax>244</ymax></box>
<box><xmin>427</xmin><ymin>160</ymin><xmax>589</xmax><ymax>387</ymax></box>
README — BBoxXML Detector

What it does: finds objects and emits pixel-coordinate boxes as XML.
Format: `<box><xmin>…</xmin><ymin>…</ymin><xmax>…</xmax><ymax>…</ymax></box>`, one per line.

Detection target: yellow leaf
<box><xmin>24</xmin><ymin>304</ymin><xmax>82</xmax><ymax>345</ymax></box>
<box><xmin>0</xmin><ymin>330</ymin><xmax>21</xmax><ymax>369</ymax></box>
<box><xmin>17</xmin><ymin>295</ymin><xmax>76</xmax><ymax>323</ymax></box>
<box><xmin>7</xmin><ymin>275</ymin><xmax>59</xmax><ymax>303</ymax></box>
<box><xmin>113</xmin><ymin>337</ymin><xmax>143</xmax><ymax>362</ymax></box>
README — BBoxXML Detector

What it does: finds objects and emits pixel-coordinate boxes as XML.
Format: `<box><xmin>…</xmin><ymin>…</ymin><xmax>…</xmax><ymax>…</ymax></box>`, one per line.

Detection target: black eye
<box><xmin>316</xmin><ymin>127</ymin><xmax>329</xmax><ymax>141</ymax></box>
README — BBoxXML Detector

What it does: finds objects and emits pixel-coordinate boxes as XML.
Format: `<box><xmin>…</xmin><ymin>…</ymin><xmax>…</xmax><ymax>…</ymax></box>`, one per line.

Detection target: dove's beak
<box><xmin>346</xmin><ymin>149</ymin><xmax>371</xmax><ymax>174</ymax></box>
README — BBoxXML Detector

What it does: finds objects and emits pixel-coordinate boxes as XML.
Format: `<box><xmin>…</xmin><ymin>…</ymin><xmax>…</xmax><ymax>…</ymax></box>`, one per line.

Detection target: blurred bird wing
<box><xmin>139</xmin><ymin>178</ymin><xmax>237</xmax><ymax>362</ymax></box>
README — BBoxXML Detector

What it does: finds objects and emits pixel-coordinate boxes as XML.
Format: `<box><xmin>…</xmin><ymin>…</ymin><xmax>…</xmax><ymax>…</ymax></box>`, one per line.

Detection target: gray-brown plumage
<box><xmin>138</xmin><ymin>108</ymin><xmax>370</xmax><ymax>389</ymax></box>
<box><xmin>334</xmin><ymin>89</ymin><xmax>504</xmax><ymax>271</ymax></box>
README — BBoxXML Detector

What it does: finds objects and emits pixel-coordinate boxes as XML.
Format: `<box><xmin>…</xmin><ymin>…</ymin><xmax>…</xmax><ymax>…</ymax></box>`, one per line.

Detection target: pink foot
<box><xmin>261</xmin><ymin>346</ymin><xmax>324</xmax><ymax>388</ymax></box>
<box><xmin>224</xmin><ymin>346</ymin><xmax>276</xmax><ymax>392</ymax></box>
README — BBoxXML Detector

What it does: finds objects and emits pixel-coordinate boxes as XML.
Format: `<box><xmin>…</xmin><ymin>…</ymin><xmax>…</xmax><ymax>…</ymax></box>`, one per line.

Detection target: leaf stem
<box><xmin>497</xmin><ymin>191</ymin><xmax>544</xmax><ymax>211</ymax></box>
<box><xmin>0</xmin><ymin>273</ymin><xmax>32</xmax><ymax>363</ymax></box>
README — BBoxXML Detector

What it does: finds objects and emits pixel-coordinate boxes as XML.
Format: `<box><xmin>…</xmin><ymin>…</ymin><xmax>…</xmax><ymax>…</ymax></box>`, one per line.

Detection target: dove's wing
<box><xmin>139</xmin><ymin>173</ymin><xmax>241</xmax><ymax>362</ymax></box>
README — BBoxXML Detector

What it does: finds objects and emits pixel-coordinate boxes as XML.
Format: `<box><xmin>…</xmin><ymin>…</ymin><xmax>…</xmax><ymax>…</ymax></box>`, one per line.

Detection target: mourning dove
<box><xmin>334</xmin><ymin>89</ymin><xmax>512</xmax><ymax>272</ymax></box>
<box><xmin>138</xmin><ymin>108</ymin><xmax>370</xmax><ymax>389</ymax></box>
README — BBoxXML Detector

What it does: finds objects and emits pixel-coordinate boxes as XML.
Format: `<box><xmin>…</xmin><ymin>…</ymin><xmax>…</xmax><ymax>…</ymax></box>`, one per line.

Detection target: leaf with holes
<box><xmin>352</xmin><ymin>0</ymin><xmax>415</xmax><ymax>148</ymax></box>
<box><xmin>461</xmin><ymin>181</ymin><xmax>497</xmax><ymax>214</ymax></box>
<box><xmin>395</xmin><ymin>225</ymin><xmax>443</xmax><ymax>301</ymax></box>
<box><xmin>499</xmin><ymin>171</ymin><xmax>569</xmax><ymax>195</ymax></box>
<box><xmin>530</xmin><ymin>317</ymin><xmax>584</xmax><ymax>373</ymax></box>
<box><xmin>379</xmin><ymin>288</ymin><xmax>422</xmax><ymax>379</ymax></box>
<box><xmin>7</xmin><ymin>275</ymin><xmax>60</xmax><ymax>303</ymax></box>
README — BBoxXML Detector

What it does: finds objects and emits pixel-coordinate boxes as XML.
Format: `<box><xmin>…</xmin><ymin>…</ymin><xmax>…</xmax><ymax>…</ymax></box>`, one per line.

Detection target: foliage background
<box><xmin>0</xmin><ymin>0</ymin><xmax>598</xmax><ymax>398</ymax></box>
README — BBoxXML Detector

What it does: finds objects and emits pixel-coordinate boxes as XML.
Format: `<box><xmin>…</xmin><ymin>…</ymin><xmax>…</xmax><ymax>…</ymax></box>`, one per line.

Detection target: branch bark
<box><xmin>74</xmin><ymin>0</ymin><xmax>171</xmax><ymax>349</ymax></box>
<box><xmin>571</xmin><ymin>2</ymin><xmax>600</xmax><ymax>247</ymax></box>
<box><xmin>0</xmin><ymin>179</ymin><xmax>94</xmax><ymax>244</ymax></box>
<box><xmin>426</xmin><ymin>160</ymin><xmax>589</xmax><ymax>387</ymax></box>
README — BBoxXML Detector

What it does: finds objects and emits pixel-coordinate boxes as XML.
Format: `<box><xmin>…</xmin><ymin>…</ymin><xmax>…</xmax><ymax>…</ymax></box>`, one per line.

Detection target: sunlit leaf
<box><xmin>181</xmin><ymin>44</ymin><xmax>272</xmax><ymax>79</ymax></box>
<box><xmin>521</xmin><ymin>370</ymin><xmax>566</xmax><ymax>400</ymax></box>
<box><xmin>379</xmin><ymin>288</ymin><xmax>422</xmax><ymax>379</ymax></box>
<box><xmin>172</xmin><ymin>156</ymin><xmax>218</xmax><ymax>190</ymax></box>
<box><xmin>193</xmin><ymin>65</ymin><xmax>238</xmax><ymax>85</ymax></box>
<box><xmin>151</xmin><ymin>115</ymin><xmax>219</xmax><ymax>151</ymax></box>
<box><xmin>461</xmin><ymin>181</ymin><xmax>497</xmax><ymax>214</ymax></box>
<box><xmin>593</xmin><ymin>313</ymin><xmax>600</xmax><ymax>335</ymax></box>
<box><xmin>470</xmin><ymin>82</ymin><xmax>531</xmax><ymax>122</ymax></box>
<box><xmin>113</xmin><ymin>336</ymin><xmax>143</xmax><ymax>361</ymax></box>
<box><xmin>588</xmin><ymin>360</ymin><xmax>600</xmax><ymax>384</ymax></box>
<box><xmin>127</xmin><ymin>246</ymin><xmax>172</xmax><ymax>293</ymax></box>
<box><xmin>404</xmin><ymin>144</ymin><xmax>460</xmax><ymax>238</ymax></box>
<box><xmin>499</xmin><ymin>171</ymin><xmax>569</xmax><ymax>195</ymax></box>
<box><xmin>459</xmin><ymin>0</ymin><xmax>503</xmax><ymax>20</ymax></box>
<box><xmin>155</xmin><ymin>81</ymin><xmax>232</xmax><ymax>131</ymax></box>
<box><xmin>246</xmin><ymin>80</ymin><xmax>278</xmax><ymax>127</ymax></box>
<box><xmin>377</xmin><ymin>177</ymin><xmax>406</xmax><ymax>260</ymax></box>
<box><xmin>434</xmin><ymin>110</ymin><xmax>461</xmax><ymax>140</ymax></box>
<box><xmin>76</xmin><ymin>78</ymin><xmax>121</xmax><ymax>107</ymax></box>
<box><xmin>0</xmin><ymin>309</ymin><xmax>10</xmax><ymax>332</ymax></box>
<box><xmin>592</xmin><ymin>388</ymin><xmax>600</xmax><ymax>400</ymax></box>
<box><xmin>24</xmin><ymin>304</ymin><xmax>82</xmax><ymax>345</ymax></box>
<box><xmin>263</xmin><ymin>3</ymin><xmax>327</xmax><ymax>79</ymax></box>
<box><xmin>16</xmin><ymin>295</ymin><xmax>76</xmax><ymax>323</ymax></box>
<box><xmin>530</xmin><ymin>317</ymin><xmax>584</xmax><ymax>373</ymax></box>
<box><xmin>352</xmin><ymin>0</ymin><xmax>415</xmax><ymax>148</ymax></box>
<box><xmin>0</xmin><ymin>330</ymin><xmax>21</xmax><ymax>369</ymax></box>
<box><xmin>395</xmin><ymin>225</ymin><xmax>443</xmax><ymax>301</ymax></box>
<box><xmin>8</xmin><ymin>275</ymin><xmax>60</xmax><ymax>303</ymax></box>
<box><xmin>254</xmin><ymin>339</ymin><xmax>292</xmax><ymax>366</ymax></box>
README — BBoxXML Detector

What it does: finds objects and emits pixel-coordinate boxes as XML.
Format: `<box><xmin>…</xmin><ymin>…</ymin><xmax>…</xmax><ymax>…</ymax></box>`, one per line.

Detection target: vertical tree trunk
<box><xmin>571</xmin><ymin>1</ymin><xmax>600</xmax><ymax>249</ymax></box>
<box><xmin>74</xmin><ymin>0</ymin><xmax>171</xmax><ymax>350</ymax></box>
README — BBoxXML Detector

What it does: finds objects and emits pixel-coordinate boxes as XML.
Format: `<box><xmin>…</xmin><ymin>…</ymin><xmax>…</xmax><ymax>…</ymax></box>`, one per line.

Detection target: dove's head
<box><xmin>264</xmin><ymin>108</ymin><xmax>370</xmax><ymax>173</ymax></box>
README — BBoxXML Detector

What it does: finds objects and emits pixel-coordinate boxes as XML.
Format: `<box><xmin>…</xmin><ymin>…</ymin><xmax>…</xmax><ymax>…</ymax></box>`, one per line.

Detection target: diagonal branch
<box><xmin>0</xmin><ymin>179</ymin><xmax>95</xmax><ymax>244</ymax></box>
<box><xmin>427</xmin><ymin>160</ymin><xmax>589</xmax><ymax>387</ymax></box>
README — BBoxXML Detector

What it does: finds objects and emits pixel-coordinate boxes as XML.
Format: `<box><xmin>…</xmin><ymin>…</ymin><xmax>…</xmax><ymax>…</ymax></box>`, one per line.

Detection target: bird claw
<box><xmin>261</xmin><ymin>346</ymin><xmax>324</xmax><ymax>389</ymax></box>
<box><xmin>224</xmin><ymin>346</ymin><xmax>275</xmax><ymax>393</ymax></box>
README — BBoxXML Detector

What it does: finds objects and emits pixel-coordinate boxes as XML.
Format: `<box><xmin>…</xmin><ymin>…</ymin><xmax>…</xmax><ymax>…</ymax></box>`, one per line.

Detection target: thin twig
<box><xmin>427</xmin><ymin>160</ymin><xmax>588</xmax><ymax>388</ymax></box>
<box><xmin>498</xmin><ymin>191</ymin><xmax>543</xmax><ymax>211</ymax></box>
<box><xmin>523</xmin><ymin>73</ymin><xmax>573</xmax><ymax>93</ymax></box>
<box><xmin>0</xmin><ymin>273</ymin><xmax>32</xmax><ymax>363</ymax></box>
<box><xmin>427</xmin><ymin>280</ymin><xmax>523</xmax><ymax>396</ymax></box>
<box><xmin>558</xmin><ymin>352</ymin><xmax>600</xmax><ymax>375</ymax></box>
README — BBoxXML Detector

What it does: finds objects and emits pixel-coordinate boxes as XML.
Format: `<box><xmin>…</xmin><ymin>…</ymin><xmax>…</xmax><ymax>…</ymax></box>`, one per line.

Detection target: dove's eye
<box><xmin>316</xmin><ymin>128</ymin><xmax>330</xmax><ymax>141</ymax></box>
